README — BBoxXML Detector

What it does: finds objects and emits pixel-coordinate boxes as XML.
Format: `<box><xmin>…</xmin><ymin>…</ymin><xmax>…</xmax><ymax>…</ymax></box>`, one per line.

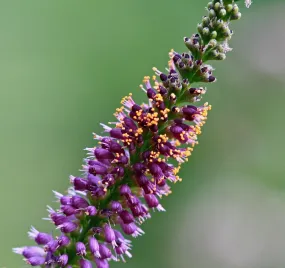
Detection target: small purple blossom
<box><xmin>28</xmin><ymin>226</ymin><xmax>53</xmax><ymax>245</ymax></box>
<box><xmin>76</xmin><ymin>242</ymin><xmax>87</xmax><ymax>256</ymax></box>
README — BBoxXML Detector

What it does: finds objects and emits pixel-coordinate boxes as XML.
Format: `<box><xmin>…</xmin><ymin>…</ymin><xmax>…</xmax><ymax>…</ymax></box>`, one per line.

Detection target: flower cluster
<box><xmin>14</xmin><ymin>1</ymin><xmax>249</xmax><ymax>267</ymax></box>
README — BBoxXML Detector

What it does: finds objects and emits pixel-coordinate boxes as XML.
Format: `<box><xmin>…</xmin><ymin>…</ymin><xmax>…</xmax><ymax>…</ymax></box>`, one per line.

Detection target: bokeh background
<box><xmin>1</xmin><ymin>0</ymin><xmax>285</xmax><ymax>267</ymax></box>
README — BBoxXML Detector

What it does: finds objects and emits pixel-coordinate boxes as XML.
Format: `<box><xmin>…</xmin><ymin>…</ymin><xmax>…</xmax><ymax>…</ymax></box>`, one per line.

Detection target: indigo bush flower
<box><xmin>14</xmin><ymin>0</ymin><xmax>251</xmax><ymax>267</ymax></box>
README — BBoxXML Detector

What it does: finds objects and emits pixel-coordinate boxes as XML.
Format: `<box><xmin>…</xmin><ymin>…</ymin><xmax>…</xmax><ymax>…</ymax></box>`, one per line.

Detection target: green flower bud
<box><xmin>214</xmin><ymin>2</ymin><xmax>221</xmax><ymax>11</ymax></box>
<box><xmin>232</xmin><ymin>4</ymin><xmax>239</xmax><ymax>14</ymax></box>
<box><xmin>211</xmin><ymin>31</ymin><xmax>218</xmax><ymax>39</ymax></box>
<box><xmin>216</xmin><ymin>53</ymin><xmax>226</xmax><ymax>60</ymax></box>
<box><xmin>197</xmin><ymin>23</ymin><xmax>203</xmax><ymax>35</ymax></box>
<box><xmin>207</xmin><ymin>2</ymin><xmax>214</xmax><ymax>9</ymax></box>
<box><xmin>202</xmin><ymin>27</ymin><xmax>210</xmax><ymax>36</ymax></box>
<box><xmin>231</xmin><ymin>12</ymin><xmax>241</xmax><ymax>20</ymax></box>
<box><xmin>209</xmin><ymin>9</ymin><xmax>216</xmax><ymax>19</ymax></box>
<box><xmin>214</xmin><ymin>19</ymin><xmax>224</xmax><ymax>29</ymax></box>
<box><xmin>219</xmin><ymin>9</ymin><xmax>227</xmax><ymax>18</ymax></box>
<box><xmin>208</xmin><ymin>39</ymin><xmax>217</xmax><ymax>48</ymax></box>
<box><xmin>202</xmin><ymin>16</ymin><xmax>210</xmax><ymax>27</ymax></box>
<box><xmin>207</xmin><ymin>49</ymin><xmax>219</xmax><ymax>60</ymax></box>
<box><xmin>217</xmin><ymin>44</ymin><xmax>224</xmax><ymax>53</ymax></box>
<box><xmin>226</xmin><ymin>4</ymin><xmax>233</xmax><ymax>12</ymax></box>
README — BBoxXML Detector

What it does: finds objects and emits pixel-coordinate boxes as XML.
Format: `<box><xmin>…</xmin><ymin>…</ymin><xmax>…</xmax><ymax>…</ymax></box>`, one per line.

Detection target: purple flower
<box><xmin>89</xmin><ymin>236</ymin><xmax>101</xmax><ymax>258</ymax></box>
<box><xmin>104</xmin><ymin>224</ymin><xmax>116</xmax><ymax>247</ymax></box>
<box><xmin>76</xmin><ymin>242</ymin><xmax>86</xmax><ymax>256</ymax></box>
<box><xmin>13</xmin><ymin>246</ymin><xmax>45</xmax><ymax>258</ymax></box>
<box><xmin>99</xmin><ymin>244</ymin><xmax>112</xmax><ymax>259</ymax></box>
<box><xmin>95</xmin><ymin>258</ymin><xmax>110</xmax><ymax>268</ymax></box>
<box><xmin>57</xmin><ymin>235</ymin><xmax>70</xmax><ymax>247</ymax></box>
<box><xmin>26</xmin><ymin>256</ymin><xmax>45</xmax><ymax>266</ymax></box>
<box><xmin>58</xmin><ymin>221</ymin><xmax>78</xmax><ymax>233</ymax></box>
<box><xmin>79</xmin><ymin>259</ymin><xmax>93</xmax><ymax>268</ymax></box>
<box><xmin>58</xmin><ymin>254</ymin><xmax>69</xmax><ymax>266</ymax></box>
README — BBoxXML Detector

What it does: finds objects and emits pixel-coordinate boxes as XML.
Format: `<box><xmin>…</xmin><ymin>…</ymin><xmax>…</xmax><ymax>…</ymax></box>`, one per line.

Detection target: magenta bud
<box><xmin>110</xmin><ymin>201</ymin><xmax>122</xmax><ymax>213</ymax></box>
<box><xmin>57</xmin><ymin>235</ymin><xmax>70</xmax><ymax>247</ymax></box>
<box><xmin>28</xmin><ymin>227</ymin><xmax>53</xmax><ymax>245</ymax></box>
<box><xmin>50</xmin><ymin>213</ymin><xmax>68</xmax><ymax>226</ymax></box>
<box><xmin>109</xmin><ymin>141</ymin><xmax>123</xmax><ymax>153</ymax></box>
<box><xmin>89</xmin><ymin>236</ymin><xmax>100</xmax><ymax>258</ymax></box>
<box><xmin>95</xmin><ymin>258</ymin><xmax>110</xmax><ymax>268</ymax></box>
<box><xmin>13</xmin><ymin>246</ymin><xmax>45</xmax><ymax>258</ymax></box>
<box><xmin>59</xmin><ymin>221</ymin><xmax>78</xmax><ymax>233</ymax></box>
<box><xmin>73</xmin><ymin>177</ymin><xmax>88</xmax><ymax>191</ymax></box>
<box><xmin>89</xmin><ymin>164</ymin><xmax>108</xmax><ymax>175</ymax></box>
<box><xmin>119</xmin><ymin>210</ymin><xmax>134</xmax><ymax>224</ymax></box>
<box><xmin>95</xmin><ymin>148</ymin><xmax>114</xmax><ymax>160</ymax></box>
<box><xmin>76</xmin><ymin>242</ymin><xmax>86</xmax><ymax>256</ymax></box>
<box><xmin>26</xmin><ymin>256</ymin><xmax>45</xmax><ymax>266</ymax></box>
<box><xmin>60</xmin><ymin>195</ymin><xmax>72</xmax><ymax>205</ymax></box>
<box><xmin>85</xmin><ymin>206</ymin><xmax>97</xmax><ymax>216</ymax></box>
<box><xmin>130</xmin><ymin>204</ymin><xmax>144</xmax><ymax>217</ymax></box>
<box><xmin>119</xmin><ymin>185</ymin><xmax>131</xmax><ymax>196</ymax></box>
<box><xmin>44</xmin><ymin>240</ymin><xmax>58</xmax><ymax>253</ymax></box>
<box><xmin>79</xmin><ymin>259</ymin><xmax>92</xmax><ymax>268</ymax></box>
<box><xmin>58</xmin><ymin>254</ymin><xmax>68</xmax><ymax>266</ymax></box>
<box><xmin>120</xmin><ymin>222</ymin><xmax>137</xmax><ymax>235</ymax></box>
<box><xmin>110</xmin><ymin>128</ymin><xmax>123</xmax><ymax>139</ymax></box>
<box><xmin>104</xmin><ymin>224</ymin><xmax>116</xmax><ymax>245</ymax></box>
<box><xmin>127</xmin><ymin>194</ymin><xmax>140</xmax><ymax>206</ymax></box>
<box><xmin>144</xmin><ymin>193</ymin><xmax>159</xmax><ymax>208</ymax></box>
<box><xmin>71</xmin><ymin>196</ymin><xmax>89</xmax><ymax>209</ymax></box>
<box><xmin>61</xmin><ymin>205</ymin><xmax>76</xmax><ymax>216</ymax></box>
<box><xmin>99</xmin><ymin>244</ymin><xmax>112</xmax><ymax>259</ymax></box>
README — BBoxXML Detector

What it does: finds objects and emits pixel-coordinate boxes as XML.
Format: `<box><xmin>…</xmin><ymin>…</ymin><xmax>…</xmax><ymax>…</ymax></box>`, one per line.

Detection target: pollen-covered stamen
<box><xmin>121</xmin><ymin>93</ymin><xmax>136</xmax><ymax>109</ymax></box>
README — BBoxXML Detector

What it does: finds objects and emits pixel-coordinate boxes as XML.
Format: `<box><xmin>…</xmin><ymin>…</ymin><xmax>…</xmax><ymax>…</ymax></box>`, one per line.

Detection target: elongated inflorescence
<box><xmin>14</xmin><ymin>1</ymin><xmax>250</xmax><ymax>267</ymax></box>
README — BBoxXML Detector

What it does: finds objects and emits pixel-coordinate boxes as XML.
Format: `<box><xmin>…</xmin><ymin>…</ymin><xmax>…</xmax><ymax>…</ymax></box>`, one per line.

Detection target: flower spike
<box><xmin>14</xmin><ymin>0</ymin><xmax>251</xmax><ymax>267</ymax></box>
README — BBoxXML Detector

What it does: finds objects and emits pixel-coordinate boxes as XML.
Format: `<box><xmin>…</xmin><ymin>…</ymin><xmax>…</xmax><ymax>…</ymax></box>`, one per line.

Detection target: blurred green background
<box><xmin>1</xmin><ymin>0</ymin><xmax>285</xmax><ymax>267</ymax></box>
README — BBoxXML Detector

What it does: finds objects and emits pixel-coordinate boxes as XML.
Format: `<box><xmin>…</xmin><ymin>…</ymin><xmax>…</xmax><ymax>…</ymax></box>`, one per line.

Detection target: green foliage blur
<box><xmin>1</xmin><ymin>0</ymin><xmax>285</xmax><ymax>267</ymax></box>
